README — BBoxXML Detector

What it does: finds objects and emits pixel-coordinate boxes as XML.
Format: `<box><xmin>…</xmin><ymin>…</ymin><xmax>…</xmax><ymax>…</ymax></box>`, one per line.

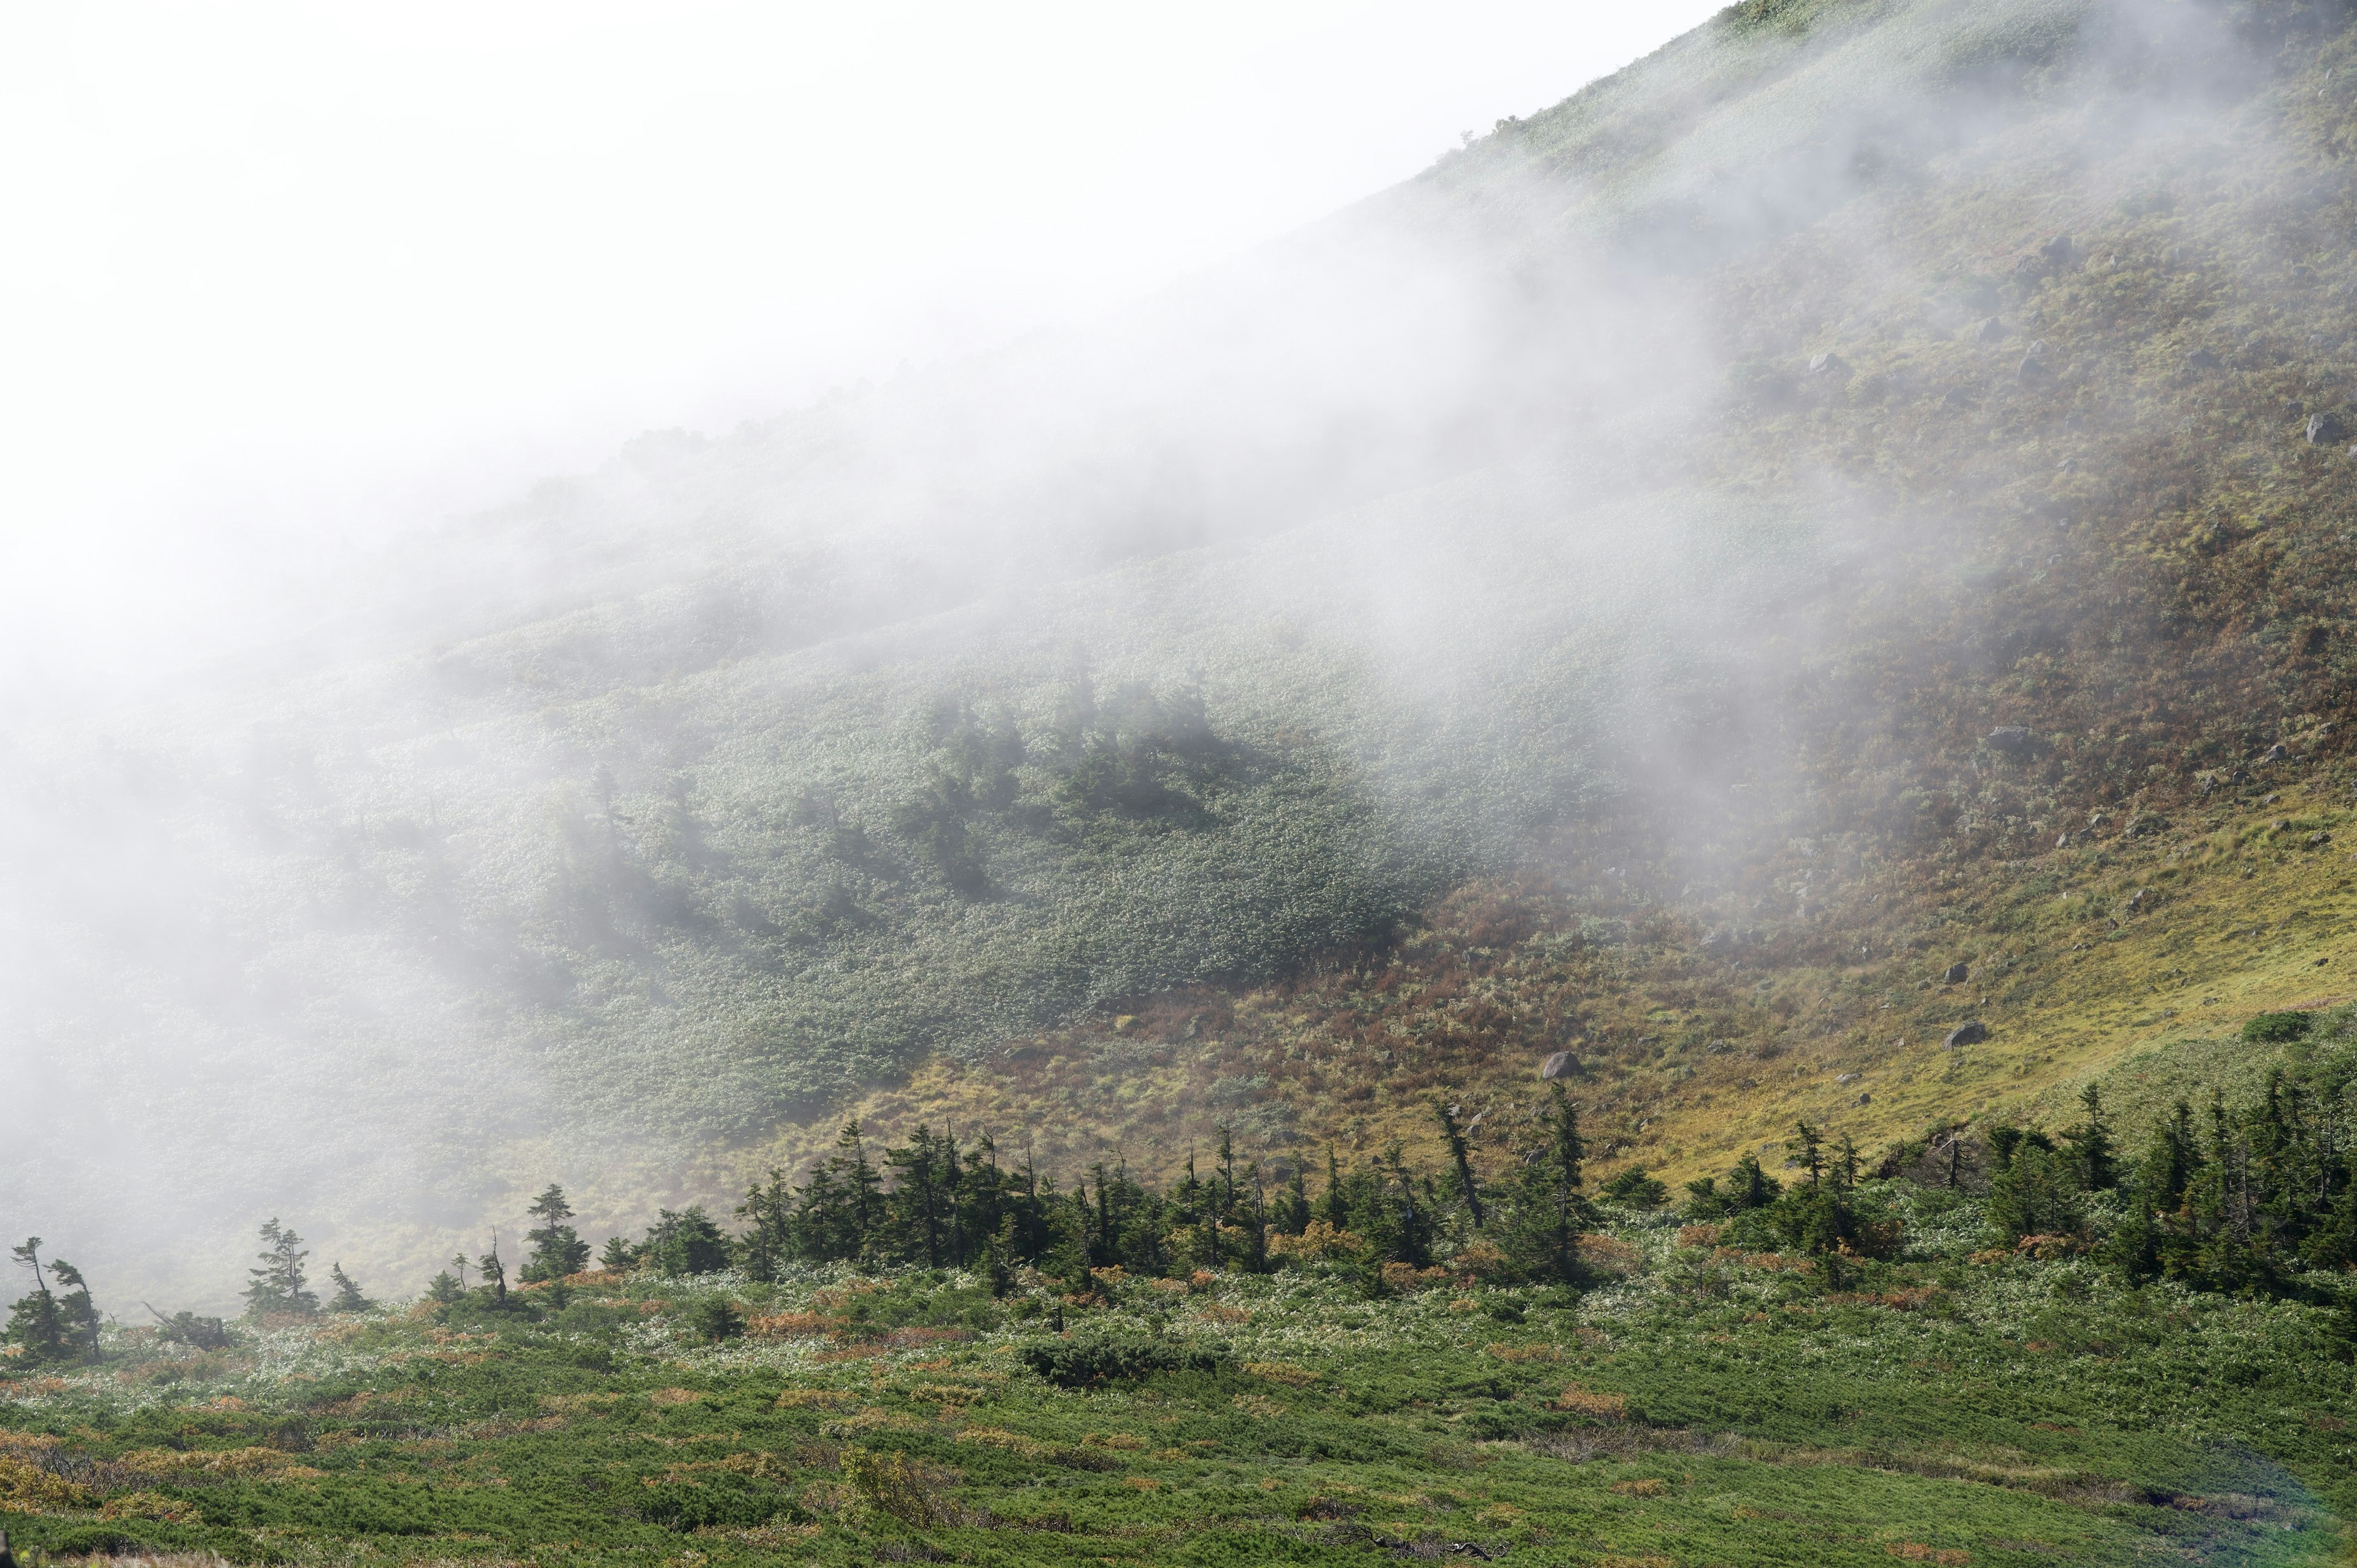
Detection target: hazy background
<box><xmin>3</xmin><ymin>0</ymin><xmax>2200</xmax><ymax>1313</ymax></box>
<box><xmin>0</xmin><ymin>0</ymin><xmax>1719</xmax><ymax>690</ymax></box>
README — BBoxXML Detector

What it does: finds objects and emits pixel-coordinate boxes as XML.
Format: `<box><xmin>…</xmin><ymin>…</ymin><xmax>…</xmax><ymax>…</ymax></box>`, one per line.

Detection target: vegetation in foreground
<box><xmin>4</xmin><ymin>1203</ymin><xmax>2351</xmax><ymax>1566</ymax></box>
<box><xmin>16</xmin><ymin>1010</ymin><xmax>2357</xmax><ymax>1562</ymax></box>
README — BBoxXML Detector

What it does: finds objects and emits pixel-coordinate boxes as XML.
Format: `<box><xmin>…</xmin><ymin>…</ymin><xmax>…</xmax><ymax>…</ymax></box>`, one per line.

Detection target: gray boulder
<box><xmin>1944</xmin><ymin>962</ymin><xmax>1970</xmax><ymax>984</ymax></box>
<box><xmin>2186</xmin><ymin>347</ymin><xmax>2221</xmax><ymax>370</ymax></box>
<box><xmin>1988</xmin><ymin>725</ymin><xmax>2034</xmax><ymax>754</ymax></box>
<box><xmin>1973</xmin><ymin>317</ymin><xmax>2009</xmax><ymax>342</ymax></box>
<box><xmin>1808</xmin><ymin>351</ymin><xmax>1851</xmax><ymax>379</ymax></box>
<box><xmin>1945</xmin><ymin>1021</ymin><xmax>1989</xmax><ymax>1049</ymax></box>
<box><xmin>2309</xmin><ymin>411</ymin><xmax>2349</xmax><ymax>446</ymax></box>
<box><xmin>1541</xmin><ymin>1051</ymin><xmax>1577</xmax><ymax>1081</ymax></box>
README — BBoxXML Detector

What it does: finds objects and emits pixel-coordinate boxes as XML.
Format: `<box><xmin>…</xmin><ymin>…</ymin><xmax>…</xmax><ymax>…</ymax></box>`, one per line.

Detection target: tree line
<box><xmin>17</xmin><ymin>1012</ymin><xmax>2357</xmax><ymax>1364</ymax></box>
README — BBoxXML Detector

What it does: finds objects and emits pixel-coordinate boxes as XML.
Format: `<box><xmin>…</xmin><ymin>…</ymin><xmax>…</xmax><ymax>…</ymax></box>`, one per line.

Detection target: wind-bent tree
<box><xmin>327</xmin><ymin>1262</ymin><xmax>373</xmax><ymax>1313</ymax></box>
<box><xmin>6</xmin><ymin>1238</ymin><xmax>66</xmax><ymax>1361</ymax></box>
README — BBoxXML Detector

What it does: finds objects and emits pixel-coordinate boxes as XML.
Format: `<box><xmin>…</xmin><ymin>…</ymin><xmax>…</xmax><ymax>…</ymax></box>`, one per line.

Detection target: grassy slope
<box><xmin>5</xmin><ymin>1218</ymin><xmax>2353</xmax><ymax>1567</ymax></box>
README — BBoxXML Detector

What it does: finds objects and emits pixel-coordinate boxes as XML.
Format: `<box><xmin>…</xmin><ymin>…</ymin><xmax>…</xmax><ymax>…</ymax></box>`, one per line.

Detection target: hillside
<box><xmin>10</xmin><ymin>0</ymin><xmax>2357</xmax><ymax>1309</ymax></box>
<box><xmin>26</xmin><ymin>2</ymin><xmax>2357</xmax><ymax>1563</ymax></box>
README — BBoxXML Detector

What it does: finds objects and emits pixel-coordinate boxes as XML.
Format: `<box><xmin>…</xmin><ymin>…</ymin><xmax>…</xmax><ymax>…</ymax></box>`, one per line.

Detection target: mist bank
<box><xmin>3</xmin><ymin>0</ymin><xmax>2315</xmax><ymax>1312</ymax></box>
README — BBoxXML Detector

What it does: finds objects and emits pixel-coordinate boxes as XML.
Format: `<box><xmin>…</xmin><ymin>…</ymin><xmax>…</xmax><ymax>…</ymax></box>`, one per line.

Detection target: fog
<box><xmin>0</xmin><ymin>0</ymin><xmax>2285</xmax><ymax>1314</ymax></box>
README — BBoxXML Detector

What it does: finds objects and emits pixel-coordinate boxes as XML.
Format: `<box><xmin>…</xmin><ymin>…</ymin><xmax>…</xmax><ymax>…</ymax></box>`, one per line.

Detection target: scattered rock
<box><xmin>1855</xmin><ymin>1092</ymin><xmax>1872</xmax><ymax>1106</ymax></box>
<box><xmin>2310</xmin><ymin>831</ymin><xmax>2334</xmax><ymax>849</ymax></box>
<box><xmin>2018</xmin><ymin>350</ymin><xmax>2054</xmax><ymax>384</ymax></box>
<box><xmin>2309</xmin><ymin>411</ymin><xmax>2350</xmax><ymax>445</ymax></box>
<box><xmin>1988</xmin><ymin>725</ymin><xmax>2034</xmax><ymax>754</ymax></box>
<box><xmin>1945</xmin><ymin>1021</ymin><xmax>1989</xmax><ymax>1049</ymax></box>
<box><xmin>2186</xmin><ymin>347</ymin><xmax>2221</xmax><ymax>370</ymax></box>
<box><xmin>1945</xmin><ymin>962</ymin><xmax>1970</xmax><ymax>984</ymax></box>
<box><xmin>2127</xmin><ymin>887</ymin><xmax>2151</xmax><ymax>911</ymax></box>
<box><xmin>2264</xmin><ymin>743</ymin><xmax>2289</xmax><ymax>762</ymax></box>
<box><xmin>2056</xmin><ymin>831</ymin><xmax>2072</xmax><ymax>849</ymax></box>
<box><xmin>1540</xmin><ymin>1051</ymin><xmax>1577</xmax><ymax>1081</ymax></box>
<box><xmin>2041</xmin><ymin>233</ymin><xmax>2075</xmax><ymax>267</ymax></box>
<box><xmin>1973</xmin><ymin>316</ymin><xmax>2009</xmax><ymax>342</ymax></box>
<box><xmin>1808</xmin><ymin>351</ymin><xmax>1851</xmax><ymax>379</ymax></box>
<box><xmin>2124</xmin><ymin>813</ymin><xmax>2167</xmax><ymax>837</ymax></box>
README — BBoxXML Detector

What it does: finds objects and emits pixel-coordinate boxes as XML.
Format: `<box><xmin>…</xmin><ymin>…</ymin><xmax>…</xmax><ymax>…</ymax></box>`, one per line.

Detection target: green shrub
<box><xmin>1019</xmin><ymin>1331</ymin><xmax>1229</xmax><ymax>1388</ymax></box>
<box><xmin>2243</xmin><ymin>1011</ymin><xmax>2314</xmax><ymax>1045</ymax></box>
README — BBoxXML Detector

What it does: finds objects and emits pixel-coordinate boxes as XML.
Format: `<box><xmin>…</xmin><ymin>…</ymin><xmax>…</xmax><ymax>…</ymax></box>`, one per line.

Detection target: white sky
<box><xmin>0</xmin><ymin>2</ymin><xmax>1719</xmax><ymax>665</ymax></box>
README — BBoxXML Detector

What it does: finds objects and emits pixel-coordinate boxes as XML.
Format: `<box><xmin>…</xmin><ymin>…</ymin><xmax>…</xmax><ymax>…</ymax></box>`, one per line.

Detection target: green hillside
<box><xmin>11</xmin><ymin>0</ymin><xmax>2357</xmax><ymax>1326</ymax></box>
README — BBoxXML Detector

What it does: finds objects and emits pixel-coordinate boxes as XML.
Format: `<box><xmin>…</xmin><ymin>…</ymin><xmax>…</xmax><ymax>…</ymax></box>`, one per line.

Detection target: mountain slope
<box><xmin>14</xmin><ymin>0</ymin><xmax>2357</xmax><ymax>1307</ymax></box>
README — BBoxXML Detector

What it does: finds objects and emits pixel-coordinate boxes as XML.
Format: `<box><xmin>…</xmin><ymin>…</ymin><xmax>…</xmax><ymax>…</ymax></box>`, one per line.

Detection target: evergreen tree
<box><xmin>1321</xmin><ymin>1144</ymin><xmax>1349</xmax><ymax>1230</ymax></box>
<box><xmin>598</xmin><ymin>1235</ymin><xmax>637</xmax><ymax>1272</ymax></box>
<box><xmin>2062</xmin><ymin>1085</ymin><xmax>2119</xmax><ymax>1192</ymax></box>
<box><xmin>45</xmin><ymin>1260</ymin><xmax>98</xmax><ymax>1360</ymax></box>
<box><xmin>425</xmin><ymin>1269</ymin><xmax>463</xmax><ymax>1304</ymax></box>
<box><xmin>327</xmin><ymin>1262</ymin><xmax>372</xmax><ymax>1313</ymax></box>
<box><xmin>5</xmin><ymin>1239</ymin><xmax>66</xmax><ymax>1362</ymax></box>
<box><xmin>522</xmin><ymin>1184</ymin><xmax>592</xmax><ymax>1282</ymax></box>
<box><xmin>478</xmin><ymin>1237</ymin><xmax>508</xmax><ymax>1306</ymax></box>
<box><xmin>1281</xmin><ymin>1161</ymin><xmax>1313</xmax><ymax>1235</ymax></box>
<box><xmin>1436</xmin><ymin>1102</ymin><xmax>1485</xmax><ymax>1228</ymax></box>
<box><xmin>641</xmin><ymin>1208</ymin><xmax>729</xmax><ymax>1275</ymax></box>
<box><xmin>734</xmin><ymin>1168</ymin><xmax>795</xmax><ymax>1281</ymax></box>
<box><xmin>1504</xmin><ymin>1084</ymin><xmax>1590</xmax><ymax>1283</ymax></box>
<box><xmin>242</xmin><ymin>1219</ymin><xmax>319</xmax><ymax>1318</ymax></box>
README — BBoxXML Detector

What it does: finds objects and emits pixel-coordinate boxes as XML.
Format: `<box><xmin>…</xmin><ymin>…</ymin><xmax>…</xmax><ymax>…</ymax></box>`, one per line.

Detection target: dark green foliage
<box><xmin>1018</xmin><ymin>1330</ymin><xmax>1231</xmax><ymax>1387</ymax></box>
<box><xmin>522</xmin><ymin>1185</ymin><xmax>592</xmax><ymax>1282</ymax></box>
<box><xmin>1986</xmin><ymin>1141</ymin><xmax>2086</xmax><ymax>1247</ymax></box>
<box><xmin>145</xmin><ymin>1305</ymin><xmax>230</xmax><ymax>1350</ymax></box>
<box><xmin>241</xmin><ymin>1218</ymin><xmax>317</xmax><ymax>1318</ymax></box>
<box><xmin>640</xmin><ymin>1208</ymin><xmax>730</xmax><ymax>1276</ymax></box>
<box><xmin>2244</xmin><ymin>1011</ymin><xmax>2315</xmax><ymax>1045</ymax></box>
<box><xmin>1500</xmin><ymin>1085</ymin><xmax>1594</xmax><ymax>1283</ymax></box>
<box><xmin>6</xmin><ymin>1239</ymin><xmax>66</xmax><ymax>1363</ymax></box>
<box><xmin>687</xmin><ymin>1297</ymin><xmax>744</xmax><ymax>1343</ymax></box>
<box><xmin>327</xmin><ymin>1263</ymin><xmax>372</xmax><ymax>1313</ymax></box>
<box><xmin>1602</xmin><ymin>1165</ymin><xmax>1670</xmax><ymax>1210</ymax></box>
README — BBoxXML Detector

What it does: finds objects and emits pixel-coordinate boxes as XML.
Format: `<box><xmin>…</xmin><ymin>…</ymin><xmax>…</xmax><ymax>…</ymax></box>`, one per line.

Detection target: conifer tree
<box><xmin>1506</xmin><ymin>1084</ymin><xmax>1590</xmax><ymax>1283</ymax></box>
<box><xmin>1436</xmin><ymin>1102</ymin><xmax>1485</xmax><ymax>1228</ymax></box>
<box><xmin>2063</xmin><ymin>1085</ymin><xmax>2118</xmax><ymax>1192</ymax></box>
<box><xmin>5</xmin><ymin>1239</ymin><xmax>66</xmax><ymax>1362</ymax></box>
<box><xmin>478</xmin><ymin>1237</ymin><xmax>508</xmax><ymax>1306</ymax></box>
<box><xmin>242</xmin><ymin>1219</ymin><xmax>319</xmax><ymax>1318</ymax></box>
<box><xmin>327</xmin><ymin>1262</ymin><xmax>372</xmax><ymax>1313</ymax></box>
<box><xmin>522</xmin><ymin>1184</ymin><xmax>592</xmax><ymax>1281</ymax></box>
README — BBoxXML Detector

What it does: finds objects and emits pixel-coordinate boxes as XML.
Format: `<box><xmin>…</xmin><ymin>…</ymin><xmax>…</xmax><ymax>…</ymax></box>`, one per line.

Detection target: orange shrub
<box><xmin>1552</xmin><ymin>1385</ymin><xmax>1628</xmax><ymax>1419</ymax></box>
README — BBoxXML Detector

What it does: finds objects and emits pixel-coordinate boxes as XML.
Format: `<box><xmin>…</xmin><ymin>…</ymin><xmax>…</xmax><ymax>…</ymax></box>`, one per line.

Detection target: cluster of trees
<box><xmin>1972</xmin><ymin>1031</ymin><xmax>2357</xmax><ymax>1300</ymax></box>
<box><xmin>555</xmin><ymin>1087</ymin><xmax>1601</xmax><ymax>1294</ymax></box>
<box><xmin>16</xmin><ymin>1017</ymin><xmax>2353</xmax><ymax>1369</ymax></box>
<box><xmin>4</xmin><ymin>1239</ymin><xmax>99</xmax><ymax>1364</ymax></box>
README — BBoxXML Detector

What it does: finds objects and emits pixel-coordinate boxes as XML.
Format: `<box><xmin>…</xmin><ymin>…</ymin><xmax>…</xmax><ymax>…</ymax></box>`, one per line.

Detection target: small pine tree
<box><xmin>424</xmin><ymin>1270</ymin><xmax>463</xmax><ymax>1305</ymax></box>
<box><xmin>5</xmin><ymin>1239</ymin><xmax>67</xmax><ymax>1362</ymax></box>
<box><xmin>598</xmin><ymin>1235</ymin><xmax>638</xmax><ymax>1272</ymax></box>
<box><xmin>47</xmin><ymin>1260</ymin><xmax>99</xmax><ymax>1359</ymax></box>
<box><xmin>522</xmin><ymin>1184</ymin><xmax>593</xmax><ymax>1283</ymax></box>
<box><xmin>478</xmin><ymin>1238</ymin><xmax>508</xmax><ymax>1306</ymax></box>
<box><xmin>1504</xmin><ymin>1084</ymin><xmax>1592</xmax><ymax>1283</ymax></box>
<box><xmin>327</xmin><ymin>1262</ymin><xmax>372</xmax><ymax>1313</ymax></box>
<box><xmin>242</xmin><ymin>1219</ymin><xmax>319</xmax><ymax>1319</ymax></box>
